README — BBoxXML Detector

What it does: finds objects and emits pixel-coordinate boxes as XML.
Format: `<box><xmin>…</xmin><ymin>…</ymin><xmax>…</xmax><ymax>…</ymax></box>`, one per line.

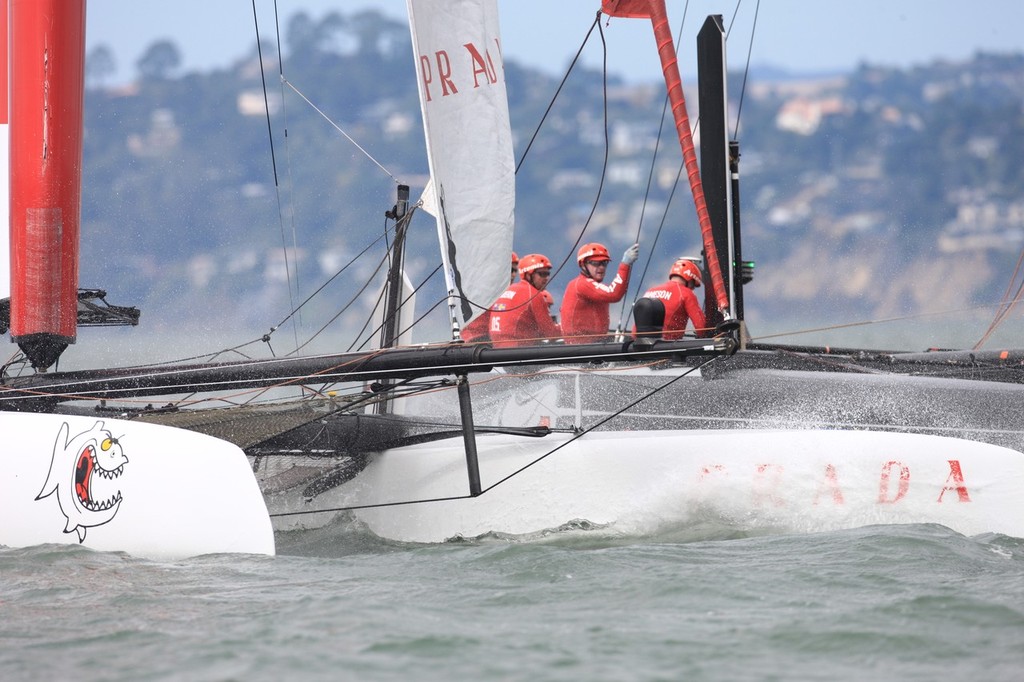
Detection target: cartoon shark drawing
<box><xmin>36</xmin><ymin>421</ymin><xmax>128</xmax><ymax>542</ymax></box>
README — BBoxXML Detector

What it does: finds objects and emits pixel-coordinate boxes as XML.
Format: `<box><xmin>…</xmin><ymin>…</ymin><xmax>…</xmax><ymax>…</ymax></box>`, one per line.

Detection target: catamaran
<box><xmin>2</xmin><ymin>0</ymin><xmax>1022</xmax><ymax>559</ymax></box>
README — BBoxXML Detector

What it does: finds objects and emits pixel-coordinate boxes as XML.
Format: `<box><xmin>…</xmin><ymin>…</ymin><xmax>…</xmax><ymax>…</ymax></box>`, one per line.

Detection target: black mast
<box><xmin>696</xmin><ymin>15</ymin><xmax>733</xmax><ymax>332</ymax></box>
<box><xmin>697</xmin><ymin>15</ymin><xmax>754</xmax><ymax>345</ymax></box>
<box><xmin>380</xmin><ymin>185</ymin><xmax>410</xmax><ymax>352</ymax></box>
<box><xmin>376</xmin><ymin>184</ymin><xmax>411</xmax><ymax>415</ymax></box>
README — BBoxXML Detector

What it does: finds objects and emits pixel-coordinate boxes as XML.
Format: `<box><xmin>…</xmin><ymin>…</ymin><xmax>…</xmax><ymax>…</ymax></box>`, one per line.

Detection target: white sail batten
<box><xmin>406</xmin><ymin>0</ymin><xmax>515</xmax><ymax>334</ymax></box>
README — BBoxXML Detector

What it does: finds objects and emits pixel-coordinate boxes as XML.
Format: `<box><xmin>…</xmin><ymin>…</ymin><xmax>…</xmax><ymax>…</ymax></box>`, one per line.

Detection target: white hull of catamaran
<box><xmin>270</xmin><ymin>429</ymin><xmax>1024</xmax><ymax>542</ymax></box>
<box><xmin>0</xmin><ymin>412</ymin><xmax>275</xmax><ymax>559</ymax></box>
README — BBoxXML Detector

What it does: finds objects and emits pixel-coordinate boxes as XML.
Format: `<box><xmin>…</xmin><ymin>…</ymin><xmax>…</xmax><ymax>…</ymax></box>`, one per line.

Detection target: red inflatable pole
<box><xmin>9</xmin><ymin>0</ymin><xmax>86</xmax><ymax>369</ymax></box>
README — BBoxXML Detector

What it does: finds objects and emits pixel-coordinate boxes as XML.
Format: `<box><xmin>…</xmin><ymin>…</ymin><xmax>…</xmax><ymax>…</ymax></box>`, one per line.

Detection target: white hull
<box><xmin>269</xmin><ymin>428</ymin><xmax>1024</xmax><ymax>542</ymax></box>
<box><xmin>0</xmin><ymin>412</ymin><xmax>275</xmax><ymax>559</ymax></box>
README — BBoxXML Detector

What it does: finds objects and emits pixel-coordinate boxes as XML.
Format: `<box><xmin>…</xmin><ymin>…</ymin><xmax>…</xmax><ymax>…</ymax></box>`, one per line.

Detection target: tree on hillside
<box><xmin>347</xmin><ymin>10</ymin><xmax>407</xmax><ymax>58</ymax></box>
<box><xmin>285</xmin><ymin>10</ymin><xmax>346</xmax><ymax>60</ymax></box>
<box><xmin>86</xmin><ymin>44</ymin><xmax>117</xmax><ymax>87</ymax></box>
<box><xmin>136</xmin><ymin>39</ymin><xmax>182</xmax><ymax>81</ymax></box>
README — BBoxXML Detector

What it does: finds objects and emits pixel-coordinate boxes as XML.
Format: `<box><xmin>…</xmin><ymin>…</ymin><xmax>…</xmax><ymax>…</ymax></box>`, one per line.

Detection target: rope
<box><xmin>352</xmin><ymin>263</ymin><xmax>444</xmax><ymax>353</ymax></box>
<box><xmin>287</xmin><ymin>247</ymin><xmax>393</xmax><ymax>357</ymax></box>
<box><xmin>974</xmin><ymin>245</ymin><xmax>1024</xmax><ymax>349</ymax></box>
<box><xmin>750</xmin><ymin>304</ymin><xmax>1008</xmax><ymax>343</ymax></box>
<box><xmin>280</xmin><ymin>76</ymin><xmax>400</xmax><ymax>185</ymax></box>
<box><xmin>514</xmin><ymin>14</ymin><xmax>600</xmax><ymax>175</ymax></box>
<box><xmin>548</xmin><ymin>15</ymin><xmax>613</xmax><ymax>283</ymax></box>
<box><xmin>501</xmin><ymin>11</ymin><xmax>611</xmax><ymax>287</ymax></box>
<box><xmin>273</xmin><ymin>223</ymin><xmax>398</xmax><ymax>341</ymax></box>
<box><xmin>616</xmin><ymin>2</ymin><xmax>692</xmax><ymax>331</ymax></box>
<box><xmin>730</xmin><ymin>0</ymin><xmax>761</xmax><ymax>140</ymax></box>
<box><xmin>251</xmin><ymin>0</ymin><xmax>301</xmax><ymax>350</ymax></box>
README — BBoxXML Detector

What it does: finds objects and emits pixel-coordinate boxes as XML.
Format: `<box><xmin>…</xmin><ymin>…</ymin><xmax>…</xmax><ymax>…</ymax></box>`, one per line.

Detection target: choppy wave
<box><xmin>3</xmin><ymin>524</ymin><xmax>1022</xmax><ymax>681</ymax></box>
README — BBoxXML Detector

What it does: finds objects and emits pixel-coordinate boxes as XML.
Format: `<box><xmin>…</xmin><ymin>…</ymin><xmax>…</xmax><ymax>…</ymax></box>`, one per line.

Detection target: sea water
<box><xmin>2</xmin><ymin>521</ymin><xmax>1022</xmax><ymax>681</ymax></box>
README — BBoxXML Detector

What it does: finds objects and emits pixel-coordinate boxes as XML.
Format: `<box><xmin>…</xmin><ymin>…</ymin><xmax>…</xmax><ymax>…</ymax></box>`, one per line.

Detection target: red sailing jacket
<box><xmin>461</xmin><ymin>309</ymin><xmax>491</xmax><ymax>343</ymax></box>
<box><xmin>560</xmin><ymin>263</ymin><xmax>631</xmax><ymax>344</ymax></box>
<box><xmin>489</xmin><ymin>281</ymin><xmax>562</xmax><ymax>348</ymax></box>
<box><xmin>633</xmin><ymin>280</ymin><xmax>706</xmax><ymax>340</ymax></box>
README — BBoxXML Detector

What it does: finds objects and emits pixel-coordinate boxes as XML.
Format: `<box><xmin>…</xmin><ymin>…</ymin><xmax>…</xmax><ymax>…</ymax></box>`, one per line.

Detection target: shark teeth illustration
<box><xmin>77</xmin><ymin>445</ymin><xmax>124</xmax><ymax>511</ymax></box>
<box><xmin>97</xmin><ymin>465</ymin><xmax>124</xmax><ymax>480</ymax></box>
<box><xmin>81</xmin><ymin>491</ymin><xmax>123</xmax><ymax>512</ymax></box>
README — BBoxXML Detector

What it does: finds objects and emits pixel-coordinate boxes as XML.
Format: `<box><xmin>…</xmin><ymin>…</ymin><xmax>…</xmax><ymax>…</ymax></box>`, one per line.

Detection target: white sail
<box><xmin>406</xmin><ymin>0</ymin><xmax>515</xmax><ymax>333</ymax></box>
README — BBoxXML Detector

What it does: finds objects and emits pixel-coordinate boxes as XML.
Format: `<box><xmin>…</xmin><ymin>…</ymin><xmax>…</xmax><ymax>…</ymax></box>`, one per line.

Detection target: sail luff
<box><xmin>406</xmin><ymin>0</ymin><xmax>460</xmax><ymax>336</ymax></box>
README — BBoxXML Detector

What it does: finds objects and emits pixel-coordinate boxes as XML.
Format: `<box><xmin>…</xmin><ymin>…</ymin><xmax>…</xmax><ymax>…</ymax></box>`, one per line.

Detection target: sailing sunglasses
<box><xmin>533</xmin><ymin>269</ymin><xmax>552</xmax><ymax>278</ymax></box>
<box><xmin>586</xmin><ymin>259</ymin><xmax>610</xmax><ymax>267</ymax></box>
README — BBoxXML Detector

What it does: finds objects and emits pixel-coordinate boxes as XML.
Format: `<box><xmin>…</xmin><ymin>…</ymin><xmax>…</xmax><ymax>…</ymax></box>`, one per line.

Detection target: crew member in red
<box><xmin>632</xmin><ymin>258</ymin><xmax>706</xmax><ymax>343</ymax></box>
<box><xmin>489</xmin><ymin>253</ymin><xmax>561</xmax><ymax>348</ymax></box>
<box><xmin>560</xmin><ymin>241</ymin><xmax>639</xmax><ymax>344</ymax></box>
<box><xmin>462</xmin><ymin>251</ymin><xmax>520</xmax><ymax>343</ymax></box>
<box><xmin>542</xmin><ymin>289</ymin><xmax>556</xmax><ymax>323</ymax></box>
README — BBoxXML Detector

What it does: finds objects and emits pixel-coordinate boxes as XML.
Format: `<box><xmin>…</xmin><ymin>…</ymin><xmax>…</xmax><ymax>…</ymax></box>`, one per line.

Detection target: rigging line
<box><xmin>749</xmin><ymin>304</ymin><xmax>1009</xmax><ymax>342</ymax></box>
<box><xmin>616</xmin><ymin>2</ymin><xmax>691</xmax><ymax>331</ymax></box>
<box><xmin>514</xmin><ymin>13</ymin><xmax>599</xmax><ymax>174</ymax></box>
<box><xmin>46</xmin><ymin>336</ymin><xmax>271</xmax><ymax>376</ymax></box>
<box><xmin>251</xmin><ymin>2</ymin><xmax>279</xmax><ymax>188</ymax></box>
<box><xmin>342</xmin><ymin>214</ymin><xmax>399</xmax><ymax>353</ymax></box>
<box><xmin>348</xmin><ymin>214</ymin><xmax>425</xmax><ymax>353</ymax></box>
<box><xmin>981</xmin><ymin>279</ymin><xmax>1024</xmax><ymax>342</ymax></box>
<box><xmin>976</xmin><ymin>280</ymin><xmax>1024</xmax><ymax>350</ymax></box>
<box><xmin>382</xmin><ymin>209</ymin><xmax>396</xmax><ymax>341</ymax></box>
<box><xmin>995</xmin><ymin>246</ymin><xmax>1024</xmax><ymax>314</ymax></box>
<box><xmin>627</xmin><ymin>159</ymin><xmax>687</xmax><ymax>317</ymax></box>
<box><xmin>353</xmin><ymin>263</ymin><xmax>444</xmax><ymax>353</ymax></box>
<box><xmin>252</xmin><ymin>0</ymin><xmax>300</xmax><ymax>350</ymax></box>
<box><xmin>621</xmin><ymin>0</ymin><xmax>744</xmax><ymax>325</ymax></box>
<box><xmin>347</xmin><ymin>275</ymin><xmax>391</xmax><ymax>353</ymax></box>
<box><xmin>974</xmin><ymin>245</ymin><xmax>1024</xmax><ymax>349</ymax></box>
<box><xmin>549</xmin><ymin>15</ymin><xmax>613</xmax><ymax>283</ymax></box>
<box><xmin>271</xmin><ymin>0</ymin><xmax>284</xmax><ymax>74</ymax></box>
<box><xmin>730</xmin><ymin>0</ymin><xmax>760</xmax><ymax>140</ymax></box>
<box><xmin>273</xmin><ymin>0</ymin><xmax>305</xmax><ymax>341</ymax></box>
<box><xmin>395</xmin><ymin>295</ymin><xmax>449</xmax><ymax>343</ymax></box>
<box><xmin>280</xmin><ymin>76</ymin><xmax>400</xmax><ymax>185</ymax></box>
<box><xmin>272</xmin><ymin>221</ymin><xmax>398</xmax><ymax>335</ymax></box>
<box><xmin>270</xmin><ymin>356</ymin><xmax>715</xmax><ymax>519</ymax></box>
<box><xmin>288</xmin><ymin>247</ymin><xmax>394</xmax><ymax>357</ymax></box>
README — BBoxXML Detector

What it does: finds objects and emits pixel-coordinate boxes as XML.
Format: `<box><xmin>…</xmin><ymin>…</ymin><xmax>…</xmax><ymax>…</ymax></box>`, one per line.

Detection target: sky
<box><xmin>84</xmin><ymin>0</ymin><xmax>1024</xmax><ymax>85</ymax></box>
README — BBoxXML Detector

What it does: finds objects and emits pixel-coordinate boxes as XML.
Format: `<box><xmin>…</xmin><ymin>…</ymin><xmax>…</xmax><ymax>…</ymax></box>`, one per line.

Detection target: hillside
<box><xmin>78</xmin><ymin>10</ymin><xmax>1024</xmax><ymax>352</ymax></box>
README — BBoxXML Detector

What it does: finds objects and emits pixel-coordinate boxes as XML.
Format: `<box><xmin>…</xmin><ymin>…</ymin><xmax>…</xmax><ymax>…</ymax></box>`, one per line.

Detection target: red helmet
<box><xmin>519</xmin><ymin>253</ymin><xmax>552</xmax><ymax>277</ymax></box>
<box><xmin>541</xmin><ymin>290</ymin><xmax>554</xmax><ymax>306</ymax></box>
<box><xmin>577</xmin><ymin>242</ymin><xmax>611</xmax><ymax>265</ymax></box>
<box><xmin>511</xmin><ymin>251</ymin><xmax>519</xmax><ymax>268</ymax></box>
<box><xmin>670</xmin><ymin>258</ymin><xmax>702</xmax><ymax>287</ymax></box>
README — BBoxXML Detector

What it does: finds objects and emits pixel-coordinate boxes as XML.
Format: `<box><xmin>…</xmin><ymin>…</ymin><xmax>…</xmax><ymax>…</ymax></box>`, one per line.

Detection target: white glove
<box><xmin>622</xmin><ymin>243</ymin><xmax>639</xmax><ymax>265</ymax></box>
